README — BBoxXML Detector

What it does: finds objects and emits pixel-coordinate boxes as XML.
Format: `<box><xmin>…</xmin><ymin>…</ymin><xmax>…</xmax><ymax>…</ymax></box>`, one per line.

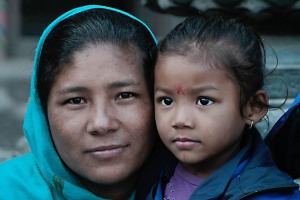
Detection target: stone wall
<box><xmin>0</xmin><ymin>58</ymin><xmax>31</xmax><ymax>162</ymax></box>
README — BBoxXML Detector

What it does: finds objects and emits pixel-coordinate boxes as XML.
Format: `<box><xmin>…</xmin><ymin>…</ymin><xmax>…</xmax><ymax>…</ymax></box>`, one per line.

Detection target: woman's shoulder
<box><xmin>0</xmin><ymin>153</ymin><xmax>34</xmax><ymax>170</ymax></box>
<box><xmin>0</xmin><ymin>153</ymin><xmax>36</xmax><ymax>183</ymax></box>
<box><xmin>0</xmin><ymin>153</ymin><xmax>53</xmax><ymax>199</ymax></box>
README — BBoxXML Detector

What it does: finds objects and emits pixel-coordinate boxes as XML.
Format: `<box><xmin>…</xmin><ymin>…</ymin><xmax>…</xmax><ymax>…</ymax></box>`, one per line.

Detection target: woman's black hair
<box><xmin>155</xmin><ymin>14</ymin><xmax>269</xmax><ymax>117</ymax></box>
<box><xmin>37</xmin><ymin>8</ymin><xmax>156</xmax><ymax>112</ymax></box>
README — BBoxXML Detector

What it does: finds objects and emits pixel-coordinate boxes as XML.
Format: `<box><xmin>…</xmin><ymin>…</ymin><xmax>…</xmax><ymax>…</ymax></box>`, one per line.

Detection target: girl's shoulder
<box><xmin>248</xmin><ymin>189</ymin><xmax>300</xmax><ymax>200</ymax></box>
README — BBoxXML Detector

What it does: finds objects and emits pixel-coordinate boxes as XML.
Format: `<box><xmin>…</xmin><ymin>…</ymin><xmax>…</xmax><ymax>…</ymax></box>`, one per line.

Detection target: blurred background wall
<box><xmin>0</xmin><ymin>0</ymin><xmax>299</xmax><ymax>162</ymax></box>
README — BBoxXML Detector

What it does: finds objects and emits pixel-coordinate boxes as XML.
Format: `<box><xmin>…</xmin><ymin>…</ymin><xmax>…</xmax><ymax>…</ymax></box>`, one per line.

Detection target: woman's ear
<box><xmin>244</xmin><ymin>90</ymin><xmax>269</xmax><ymax>126</ymax></box>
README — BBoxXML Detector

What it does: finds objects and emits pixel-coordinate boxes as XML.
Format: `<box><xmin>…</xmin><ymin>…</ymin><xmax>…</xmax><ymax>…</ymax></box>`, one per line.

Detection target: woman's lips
<box><xmin>85</xmin><ymin>145</ymin><xmax>128</xmax><ymax>159</ymax></box>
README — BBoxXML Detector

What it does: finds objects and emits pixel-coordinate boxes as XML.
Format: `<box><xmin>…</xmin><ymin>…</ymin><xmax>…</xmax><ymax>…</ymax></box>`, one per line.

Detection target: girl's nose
<box><xmin>171</xmin><ymin>105</ymin><xmax>195</xmax><ymax>129</ymax></box>
<box><xmin>87</xmin><ymin>102</ymin><xmax>119</xmax><ymax>135</ymax></box>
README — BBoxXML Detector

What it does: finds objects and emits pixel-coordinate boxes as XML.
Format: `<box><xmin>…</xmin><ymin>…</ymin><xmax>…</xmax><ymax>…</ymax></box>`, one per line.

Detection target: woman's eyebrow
<box><xmin>57</xmin><ymin>86</ymin><xmax>90</xmax><ymax>95</ymax></box>
<box><xmin>107</xmin><ymin>80</ymin><xmax>141</xmax><ymax>90</ymax></box>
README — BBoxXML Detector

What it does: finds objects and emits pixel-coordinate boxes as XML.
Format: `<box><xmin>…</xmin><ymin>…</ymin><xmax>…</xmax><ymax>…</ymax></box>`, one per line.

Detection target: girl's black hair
<box><xmin>156</xmin><ymin>14</ymin><xmax>269</xmax><ymax>117</ymax></box>
<box><xmin>37</xmin><ymin>8</ymin><xmax>156</xmax><ymax>112</ymax></box>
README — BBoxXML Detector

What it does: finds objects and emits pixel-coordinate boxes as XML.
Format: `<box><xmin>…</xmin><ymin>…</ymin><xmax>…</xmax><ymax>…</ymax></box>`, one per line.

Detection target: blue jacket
<box><xmin>265</xmin><ymin>93</ymin><xmax>300</xmax><ymax>180</ymax></box>
<box><xmin>0</xmin><ymin>5</ymin><xmax>155</xmax><ymax>200</ymax></box>
<box><xmin>148</xmin><ymin>129</ymin><xmax>300</xmax><ymax>200</ymax></box>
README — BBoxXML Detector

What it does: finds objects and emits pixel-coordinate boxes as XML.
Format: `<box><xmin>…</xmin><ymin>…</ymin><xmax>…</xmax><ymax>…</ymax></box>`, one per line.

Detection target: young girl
<box><xmin>151</xmin><ymin>15</ymin><xmax>300</xmax><ymax>199</ymax></box>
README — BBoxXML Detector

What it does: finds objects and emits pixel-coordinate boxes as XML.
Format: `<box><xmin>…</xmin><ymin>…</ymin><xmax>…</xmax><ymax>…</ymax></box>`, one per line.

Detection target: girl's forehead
<box><xmin>155</xmin><ymin>55</ymin><xmax>239</xmax><ymax>91</ymax></box>
<box><xmin>156</xmin><ymin>50</ymin><xmax>238</xmax><ymax>83</ymax></box>
<box><xmin>175</xmin><ymin>86</ymin><xmax>185</xmax><ymax>95</ymax></box>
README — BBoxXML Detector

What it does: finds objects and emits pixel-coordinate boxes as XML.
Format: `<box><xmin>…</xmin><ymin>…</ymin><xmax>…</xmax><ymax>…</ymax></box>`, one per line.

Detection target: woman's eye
<box><xmin>196</xmin><ymin>97</ymin><xmax>214</xmax><ymax>106</ymax></box>
<box><xmin>117</xmin><ymin>92</ymin><xmax>134</xmax><ymax>100</ymax></box>
<box><xmin>67</xmin><ymin>97</ymin><xmax>85</xmax><ymax>104</ymax></box>
<box><xmin>161</xmin><ymin>97</ymin><xmax>174</xmax><ymax>107</ymax></box>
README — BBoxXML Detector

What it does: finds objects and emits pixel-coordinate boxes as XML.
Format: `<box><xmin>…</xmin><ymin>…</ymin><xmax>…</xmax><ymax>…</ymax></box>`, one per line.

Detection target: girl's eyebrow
<box><xmin>155</xmin><ymin>87</ymin><xmax>173</xmax><ymax>95</ymax></box>
<box><xmin>190</xmin><ymin>85</ymin><xmax>219</xmax><ymax>94</ymax></box>
<box><xmin>155</xmin><ymin>86</ymin><xmax>218</xmax><ymax>93</ymax></box>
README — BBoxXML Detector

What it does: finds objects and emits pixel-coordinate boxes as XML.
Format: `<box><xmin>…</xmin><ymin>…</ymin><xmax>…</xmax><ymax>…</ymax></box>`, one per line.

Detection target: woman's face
<box><xmin>47</xmin><ymin>44</ymin><xmax>154</xmax><ymax>189</ymax></box>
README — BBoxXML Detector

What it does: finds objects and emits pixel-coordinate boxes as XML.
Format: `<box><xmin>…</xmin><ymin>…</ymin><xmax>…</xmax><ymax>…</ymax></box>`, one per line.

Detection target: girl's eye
<box><xmin>67</xmin><ymin>97</ymin><xmax>85</xmax><ymax>104</ymax></box>
<box><xmin>116</xmin><ymin>92</ymin><xmax>134</xmax><ymax>100</ymax></box>
<box><xmin>196</xmin><ymin>97</ymin><xmax>214</xmax><ymax>106</ymax></box>
<box><xmin>161</xmin><ymin>97</ymin><xmax>174</xmax><ymax>107</ymax></box>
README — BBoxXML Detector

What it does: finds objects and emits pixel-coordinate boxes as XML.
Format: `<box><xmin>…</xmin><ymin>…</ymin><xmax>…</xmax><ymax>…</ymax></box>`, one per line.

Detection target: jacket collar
<box><xmin>190</xmin><ymin>129</ymin><xmax>298</xmax><ymax>199</ymax></box>
<box><xmin>154</xmin><ymin>129</ymin><xmax>298</xmax><ymax>200</ymax></box>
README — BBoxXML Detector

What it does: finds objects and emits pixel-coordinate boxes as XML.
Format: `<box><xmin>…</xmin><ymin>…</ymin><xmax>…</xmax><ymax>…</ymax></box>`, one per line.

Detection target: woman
<box><xmin>0</xmin><ymin>5</ymin><xmax>157</xmax><ymax>199</ymax></box>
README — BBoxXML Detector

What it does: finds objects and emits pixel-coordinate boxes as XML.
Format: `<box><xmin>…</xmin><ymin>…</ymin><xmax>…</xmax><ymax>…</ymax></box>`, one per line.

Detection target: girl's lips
<box><xmin>85</xmin><ymin>145</ymin><xmax>128</xmax><ymax>159</ymax></box>
<box><xmin>173</xmin><ymin>138</ymin><xmax>200</xmax><ymax>149</ymax></box>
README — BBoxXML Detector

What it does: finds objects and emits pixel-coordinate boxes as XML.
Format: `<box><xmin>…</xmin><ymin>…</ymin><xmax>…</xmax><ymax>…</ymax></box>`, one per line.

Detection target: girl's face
<box><xmin>154</xmin><ymin>55</ymin><xmax>249</xmax><ymax>178</ymax></box>
<box><xmin>47</xmin><ymin>44</ymin><xmax>154</xmax><ymax>193</ymax></box>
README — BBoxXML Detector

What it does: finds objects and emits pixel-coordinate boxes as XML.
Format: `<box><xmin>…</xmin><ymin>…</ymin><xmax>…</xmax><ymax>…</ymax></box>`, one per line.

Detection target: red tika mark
<box><xmin>175</xmin><ymin>86</ymin><xmax>185</xmax><ymax>95</ymax></box>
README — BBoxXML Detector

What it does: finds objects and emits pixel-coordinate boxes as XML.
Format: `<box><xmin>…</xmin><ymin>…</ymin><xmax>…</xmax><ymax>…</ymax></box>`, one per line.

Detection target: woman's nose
<box><xmin>171</xmin><ymin>105</ymin><xmax>195</xmax><ymax>129</ymax></box>
<box><xmin>87</xmin><ymin>101</ymin><xmax>119</xmax><ymax>135</ymax></box>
